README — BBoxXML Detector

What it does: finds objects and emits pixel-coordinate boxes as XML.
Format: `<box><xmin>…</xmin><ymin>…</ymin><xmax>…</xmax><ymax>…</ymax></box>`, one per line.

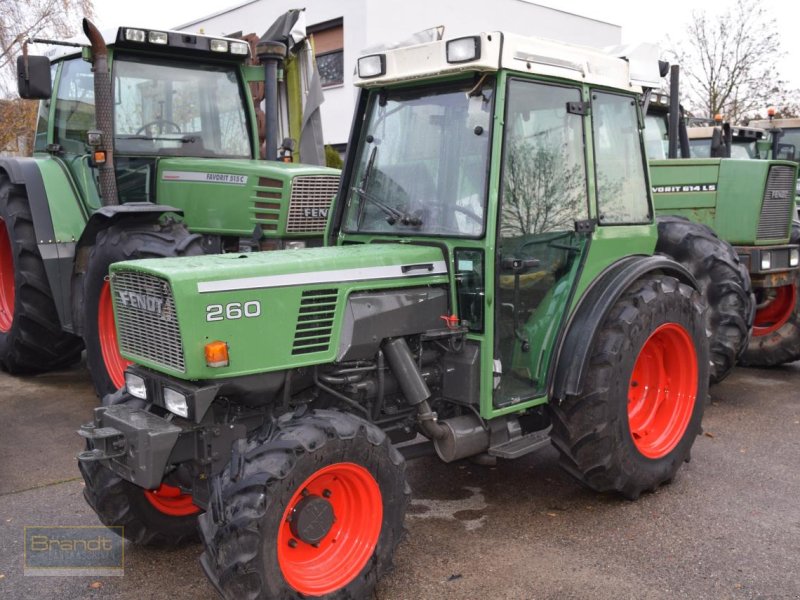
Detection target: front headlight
<box><xmin>125</xmin><ymin>372</ymin><xmax>147</xmax><ymax>400</ymax></box>
<box><xmin>163</xmin><ymin>387</ymin><xmax>189</xmax><ymax>418</ymax></box>
<box><xmin>761</xmin><ymin>252</ymin><xmax>772</xmax><ymax>271</ymax></box>
<box><xmin>790</xmin><ymin>248</ymin><xmax>799</xmax><ymax>268</ymax></box>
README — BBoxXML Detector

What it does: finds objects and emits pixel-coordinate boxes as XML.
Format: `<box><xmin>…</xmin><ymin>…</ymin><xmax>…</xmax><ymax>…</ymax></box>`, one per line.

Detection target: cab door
<box><xmin>493</xmin><ymin>78</ymin><xmax>590</xmax><ymax>408</ymax></box>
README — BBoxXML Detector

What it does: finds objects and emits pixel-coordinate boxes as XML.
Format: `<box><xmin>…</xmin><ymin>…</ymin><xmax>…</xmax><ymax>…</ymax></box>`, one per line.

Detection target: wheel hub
<box><xmin>289</xmin><ymin>494</ymin><xmax>335</xmax><ymax>544</ymax></box>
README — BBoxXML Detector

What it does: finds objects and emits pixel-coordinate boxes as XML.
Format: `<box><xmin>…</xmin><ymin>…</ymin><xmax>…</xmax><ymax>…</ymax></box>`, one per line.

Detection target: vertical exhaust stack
<box><xmin>82</xmin><ymin>18</ymin><xmax>118</xmax><ymax>206</ymax></box>
<box><xmin>255</xmin><ymin>39</ymin><xmax>287</xmax><ymax>161</ymax></box>
<box><xmin>668</xmin><ymin>65</ymin><xmax>681</xmax><ymax>159</ymax></box>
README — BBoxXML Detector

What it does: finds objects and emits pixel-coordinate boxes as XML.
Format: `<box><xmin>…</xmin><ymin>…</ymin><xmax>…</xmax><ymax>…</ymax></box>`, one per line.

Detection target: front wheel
<box><xmin>740</xmin><ymin>222</ymin><xmax>800</xmax><ymax>367</ymax></box>
<box><xmin>199</xmin><ymin>410</ymin><xmax>409</xmax><ymax>599</ymax></box>
<box><xmin>549</xmin><ymin>276</ymin><xmax>709</xmax><ymax>500</ymax></box>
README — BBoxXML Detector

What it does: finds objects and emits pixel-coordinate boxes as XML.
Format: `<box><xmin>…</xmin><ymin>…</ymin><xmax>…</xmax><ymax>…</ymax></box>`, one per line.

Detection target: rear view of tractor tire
<box><xmin>199</xmin><ymin>409</ymin><xmax>409</xmax><ymax>600</ymax></box>
<box><xmin>740</xmin><ymin>221</ymin><xmax>800</xmax><ymax>367</ymax></box>
<box><xmin>655</xmin><ymin>215</ymin><xmax>753</xmax><ymax>383</ymax></box>
<box><xmin>0</xmin><ymin>176</ymin><xmax>83</xmax><ymax>373</ymax></box>
<box><xmin>77</xmin><ymin>220</ymin><xmax>203</xmax><ymax>397</ymax></box>
<box><xmin>549</xmin><ymin>275</ymin><xmax>709</xmax><ymax>500</ymax></box>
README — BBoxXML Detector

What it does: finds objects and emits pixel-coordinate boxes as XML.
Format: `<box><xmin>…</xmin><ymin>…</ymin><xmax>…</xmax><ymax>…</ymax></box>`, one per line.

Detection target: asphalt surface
<box><xmin>0</xmin><ymin>359</ymin><xmax>798</xmax><ymax>599</ymax></box>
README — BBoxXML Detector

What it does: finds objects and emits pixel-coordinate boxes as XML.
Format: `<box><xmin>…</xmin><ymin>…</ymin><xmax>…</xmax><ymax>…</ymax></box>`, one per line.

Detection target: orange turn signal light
<box><xmin>205</xmin><ymin>340</ymin><xmax>229</xmax><ymax>367</ymax></box>
<box><xmin>93</xmin><ymin>150</ymin><xmax>106</xmax><ymax>164</ymax></box>
<box><xmin>713</xmin><ymin>113</ymin><xmax>723</xmax><ymax>123</ymax></box>
<box><xmin>767</xmin><ymin>106</ymin><xmax>776</xmax><ymax>117</ymax></box>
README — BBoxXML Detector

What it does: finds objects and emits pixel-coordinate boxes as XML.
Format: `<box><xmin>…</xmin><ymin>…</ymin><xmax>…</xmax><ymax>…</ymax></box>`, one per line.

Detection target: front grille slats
<box><xmin>111</xmin><ymin>271</ymin><xmax>185</xmax><ymax>372</ymax></box>
<box><xmin>292</xmin><ymin>289</ymin><xmax>338</xmax><ymax>355</ymax></box>
<box><xmin>286</xmin><ymin>175</ymin><xmax>340</xmax><ymax>233</ymax></box>
<box><xmin>757</xmin><ymin>166</ymin><xmax>795</xmax><ymax>240</ymax></box>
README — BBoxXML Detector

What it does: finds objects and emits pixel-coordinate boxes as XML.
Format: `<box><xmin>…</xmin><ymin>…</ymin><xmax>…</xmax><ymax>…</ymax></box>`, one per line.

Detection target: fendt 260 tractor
<box><xmin>0</xmin><ymin>16</ymin><xmax>339</xmax><ymax>396</ymax></box>
<box><xmin>78</xmin><ymin>33</ymin><xmax>710</xmax><ymax>598</ymax></box>
<box><xmin>645</xmin><ymin>75</ymin><xmax>799</xmax><ymax>370</ymax></box>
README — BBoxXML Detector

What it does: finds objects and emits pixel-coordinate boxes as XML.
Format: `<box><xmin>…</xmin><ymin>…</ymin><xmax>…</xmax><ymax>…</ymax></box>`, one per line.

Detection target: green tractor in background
<box><xmin>0</xmin><ymin>13</ymin><xmax>340</xmax><ymax>396</ymax></box>
<box><xmin>644</xmin><ymin>66</ymin><xmax>799</xmax><ymax>372</ymax></box>
<box><xmin>78</xmin><ymin>32</ymin><xmax>711</xmax><ymax>598</ymax></box>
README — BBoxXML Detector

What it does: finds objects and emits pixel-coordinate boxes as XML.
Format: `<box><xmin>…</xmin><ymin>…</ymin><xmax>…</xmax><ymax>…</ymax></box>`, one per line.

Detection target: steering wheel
<box><xmin>136</xmin><ymin>119</ymin><xmax>182</xmax><ymax>135</ymax></box>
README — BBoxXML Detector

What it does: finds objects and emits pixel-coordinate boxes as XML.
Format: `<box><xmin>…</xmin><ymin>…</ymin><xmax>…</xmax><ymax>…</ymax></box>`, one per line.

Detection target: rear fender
<box><xmin>551</xmin><ymin>255</ymin><xmax>699</xmax><ymax>400</ymax></box>
<box><xmin>0</xmin><ymin>157</ymin><xmax>86</xmax><ymax>331</ymax></box>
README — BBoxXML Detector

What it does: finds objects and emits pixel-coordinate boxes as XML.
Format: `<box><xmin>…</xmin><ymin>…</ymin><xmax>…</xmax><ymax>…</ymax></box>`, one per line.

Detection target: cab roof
<box><xmin>354</xmin><ymin>31</ymin><xmax>661</xmax><ymax>93</ymax></box>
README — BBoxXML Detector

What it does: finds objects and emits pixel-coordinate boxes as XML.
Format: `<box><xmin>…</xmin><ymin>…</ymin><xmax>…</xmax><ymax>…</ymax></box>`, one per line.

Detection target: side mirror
<box><xmin>17</xmin><ymin>55</ymin><xmax>51</xmax><ymax>99</ymax></box>
<box><xmin>775</xmin><ymin>143</ymin><xmax>796</xmax><ymax>161</ymax></box>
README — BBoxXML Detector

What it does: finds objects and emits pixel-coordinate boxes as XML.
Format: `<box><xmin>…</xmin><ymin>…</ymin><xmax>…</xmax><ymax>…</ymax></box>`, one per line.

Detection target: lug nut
<box><xmin>288</xmin><ymin>538</ymin><xmax>298</xmax><ymax>548</ymax></box>
<box><xmin>323</xmin><ymin>489</ymin><xmax>332</xmax><ymax>498</ymax></box>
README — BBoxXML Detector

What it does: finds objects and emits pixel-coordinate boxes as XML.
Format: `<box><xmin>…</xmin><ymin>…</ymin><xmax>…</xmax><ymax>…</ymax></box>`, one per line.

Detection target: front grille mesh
<box><xmin>111</xmin><ymin>271</ymin><xmax>185</xmax><ymax>372</ymax></box>
<box><xmin>292</xmin><ymin>289</ymin><xmax>338</xmax><ymax>355</ymax></box>
<box><xmin>757</xmin><ymin>166</ymin><xmax>795</xmax><ymax>240</ymax></box>
<box><xmin>286</xmin><ymin>175</ymin><xmax>340</xmax><ymax>233</ymax></box>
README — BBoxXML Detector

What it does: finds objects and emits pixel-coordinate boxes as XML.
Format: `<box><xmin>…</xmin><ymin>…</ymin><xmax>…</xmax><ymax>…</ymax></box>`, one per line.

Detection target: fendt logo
<box><xmin>770</xmin><ymin>189</ymin><xmax>791</xmax><ymax>200</ymax></box>
<box><xmin>117</xmin><ymin>290</ymin><xmax>164</xmax><ymax>316</ymax></box>
<box><xmin>303</xmin><ymin>207</ymin><xmax>329</xmax><ymax>219</ymax></box>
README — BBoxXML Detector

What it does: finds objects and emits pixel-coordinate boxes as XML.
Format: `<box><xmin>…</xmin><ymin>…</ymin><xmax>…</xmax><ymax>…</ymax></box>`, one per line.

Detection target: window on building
<box><xmin>310</xmin><ymin>19</ymin><xmax>343</xmax><ymax>88</ymax></box>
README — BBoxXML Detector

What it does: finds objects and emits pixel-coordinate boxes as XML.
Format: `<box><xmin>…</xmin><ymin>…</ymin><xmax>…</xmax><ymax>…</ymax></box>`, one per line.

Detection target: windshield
<box><xmin>113</xmin><ymin>56</ymin><xmax>251</xmax><ymax>158</ymax></box>
<box><xmin>342</xmin><ymin>78</ymin><xmax>494</xmax><ymax>237</ymax></box>
<box><xmin>777</xmin><ymin>127</ymin><xmax>800</xmax><ymax>163</ymax></box>
<box><xmin>690</xmin><ymin>137</ymin><xmax>759</xmax><ymax>159</ymax></box>
<box><xmin>644</xmin><ymin>114</ymin><xmax>668</xmax><ymax>160</ymax></box>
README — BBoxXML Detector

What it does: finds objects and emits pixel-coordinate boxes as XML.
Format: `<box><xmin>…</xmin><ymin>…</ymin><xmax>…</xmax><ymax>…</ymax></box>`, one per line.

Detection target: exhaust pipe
<box><xmin>82</xmin><ymin>19</ymin><xmax>118</xmax><ymax>206</ymax></box>
<box><xmin>383</xmin><ymin>337</ymin><xmax>490</xmax><ymax>462</ymax></box>
<box><xmin>255</xmin><ymin>39</ymin><xmax>287</xmax><ymax>161</ymax></box>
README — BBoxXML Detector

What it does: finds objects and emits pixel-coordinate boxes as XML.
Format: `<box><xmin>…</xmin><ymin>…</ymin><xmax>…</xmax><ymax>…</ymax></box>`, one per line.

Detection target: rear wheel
<box><xmin>0</xmin><ymin>177</ymin><xmax>83</xmax><ymax>373</ymax></box>
<box><xmin>655</xmin><ymin>216</ymin><xmax>753</xmax><ymax>383</ymax></box>
<box><xmin>199</xmin><ymin>409</ymin><xmax>409</xmax><ymax>599</ymax></box>
<box><xmin>77</xmin><ymin>221</ymin><xmax>203</xmax><ymax>397</ymax></box>
<box><xmin>740</xmin><ymin>222</ymin><xmax>800</xmax><ymax>366</ymax></box>
<box><xmin>549</xmin><ymin>276</ymin><xmax>709</xmax><ymax>500</ymax></box>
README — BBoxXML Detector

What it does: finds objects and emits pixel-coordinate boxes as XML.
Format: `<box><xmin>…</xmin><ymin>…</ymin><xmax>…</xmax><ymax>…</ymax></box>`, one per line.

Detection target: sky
<box><xmin>91</xmin><ymin>0</ymin><xmax>800</xmax><ymax>88</ymax></box>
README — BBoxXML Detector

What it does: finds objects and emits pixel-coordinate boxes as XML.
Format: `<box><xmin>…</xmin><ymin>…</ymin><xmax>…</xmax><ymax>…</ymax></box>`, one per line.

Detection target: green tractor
<box><xmin>644</xmin><ymin>69</ymin><xmax>799</xmax><ymax>372</ymax></box>
<box><xmin>0</xmin><ymin>15</ymin><xmax>340</xmax><ymax>397</ymax></box>
<box><xmin>78</xmin><ymin>33</ymin><xmax>710</xmax><ymax>598</ymax></box>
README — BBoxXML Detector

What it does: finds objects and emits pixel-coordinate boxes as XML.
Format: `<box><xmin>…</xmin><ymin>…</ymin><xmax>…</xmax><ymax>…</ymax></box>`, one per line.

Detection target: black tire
<box><xmin>740</xmin><ymin>221</ymin><xmax>800</xmax><ymax>366</ymax></box>
<box><xmin>0</xmin><ymin>176</ymin><xmax>83</xmax><ymax>373</ymax></box>
<box><xmin>199</xmin><ymin>409</ymin><xmax>409</xmax><ymax>599</ymax></box>
<box><xmin>79</xmin><ymin>396</ymin><xmax>201</xmax><ymax>546</ymax></box>
<box><xmin>549</xmin><ymin>276</ymin><xmax>709</xmax><ymax>500</ymax></box>
<box><xmin>656</xmin><ymin>215</ymin><xmax>753</xmax><ymax>383</ymax></box>
<box><xmin>76</xmin><ymin>220</ymin><xmax>203</xmax><ymax>397</ymax></box>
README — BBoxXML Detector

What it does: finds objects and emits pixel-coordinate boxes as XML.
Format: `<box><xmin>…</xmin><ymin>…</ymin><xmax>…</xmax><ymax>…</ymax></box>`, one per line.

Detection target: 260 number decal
<box><xmin>206</xmin><ymin>301</ymin><xmax>261</xmax><ymax>322</ymax></box>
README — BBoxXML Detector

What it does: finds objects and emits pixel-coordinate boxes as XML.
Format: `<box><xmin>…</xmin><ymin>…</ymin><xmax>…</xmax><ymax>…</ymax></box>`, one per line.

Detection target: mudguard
<box><xmin>551</xmin><ymin>254</ymin><xmax>700</xmax><ymax>400</ymax></box>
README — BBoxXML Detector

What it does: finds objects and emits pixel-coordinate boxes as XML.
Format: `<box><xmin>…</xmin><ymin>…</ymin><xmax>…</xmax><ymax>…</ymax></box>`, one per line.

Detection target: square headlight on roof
<box><xmin>124</xmin><ymin>28</ymin><xmax>146</xmax><ymax>43</ymax></box>
<box><xmin>210</xmin><ymin>39</ymin><xmax>229</xmax><ymax>53</ymax></box>
<box><xmin>230</xmin><ymin>41</ymin><xmax>249</xmax><ymax>55</ymax></box>
<box><xmin>148</xmin><ymin>30</ymin><xmax>168</xmax><ymax>45</ymax></box>
<box><xmin>446</xmin><ymin>36</ymin><xmax>481</xmax><ymax>63</ymax></box>
<box><xmin>358</xmin><ymin>54</ymin><xmax>385</xmax><ymax>79</ymax></box>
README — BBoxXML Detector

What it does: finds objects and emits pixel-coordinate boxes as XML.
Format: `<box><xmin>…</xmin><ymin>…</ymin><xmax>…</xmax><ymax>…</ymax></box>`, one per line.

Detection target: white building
<box><xmin>177</xmin><ymin>0</ymin><xmax>621</xmax><ymax>150</ymax></box>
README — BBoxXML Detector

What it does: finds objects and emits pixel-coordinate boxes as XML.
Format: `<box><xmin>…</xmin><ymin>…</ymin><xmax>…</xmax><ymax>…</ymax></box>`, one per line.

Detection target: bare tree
<box><xmin>667</xmin><ymin>0</ymin><xmax>795</xmax><ymax>123</ymax></box>
<box><xmin>0</xmin><ymin>0</ymin><xmax>93</xmax><ymax>154</ymax></box>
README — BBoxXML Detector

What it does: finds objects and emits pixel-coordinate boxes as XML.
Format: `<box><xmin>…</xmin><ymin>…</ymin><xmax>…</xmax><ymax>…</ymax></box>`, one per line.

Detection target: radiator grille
<box><xmin>286</xmin><ymin>175</ymin><xmax>340</xmax><ymax>233</ymax></box>
<box><xmin>292</xmin><ymin>289</ymin><xmax>338</xmax><ymax>355</ymax></box>
<box><xmin>757</xmin><ymin>166</ymin><xmax>795</xmax><ymax>240</ymax></box>
<box><xmin>111</xmin><ymin>271</ymin><xmax>185</xmax><ymax>372</ymax></box>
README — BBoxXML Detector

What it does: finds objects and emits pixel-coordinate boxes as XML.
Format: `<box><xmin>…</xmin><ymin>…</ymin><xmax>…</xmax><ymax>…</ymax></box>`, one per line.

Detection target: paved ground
<box><xmin>0</xmin><ymin>359</ymin><xmax>798</xmax><ymax>599</ymax></box>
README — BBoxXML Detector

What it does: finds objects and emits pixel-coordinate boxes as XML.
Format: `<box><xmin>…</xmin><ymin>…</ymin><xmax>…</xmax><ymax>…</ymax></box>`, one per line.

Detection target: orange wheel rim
<box><xmin>143</xmin><ymin>483</ymin><xmax>200</xmax><ymax>516</ymax></box>
<box><xmin>628</xmin><ymin>323</ymin><xmax>698</xmax><ymax>459</ymax></box>
<box><xmin>98</xmin><ymin>281</ymin><xmax>132</xmax><ymax>389</ymax></box>
<box><xmin>277</xmin><ymin>462</ymin><xmax>382</xmax><ymax>596</ymax></box>
<box><xmin>752</xmin><ymin>284</ymin><xmax>797</xmax><ymax>337</ymax></box>
<box><xmin>0</xmin><ymin>218</ymin><xmax>15</xmax><ymax>332</ymax></box>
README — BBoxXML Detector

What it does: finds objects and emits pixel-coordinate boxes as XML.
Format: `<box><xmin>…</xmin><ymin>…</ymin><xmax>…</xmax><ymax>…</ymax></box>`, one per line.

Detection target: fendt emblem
<box><xmin>117</xmin><ymin>290</ymin><xmax>164</xmax><ymax>315</ymax></box>
<box><xmin>303</xmin><ymin>207</ymin><xmax>329</xmax><ymax>219</ymax></box>
<box><xmin>770</xmin><ymin>190</ymin><xmax>790</xmax><ymax>200</ymax></box>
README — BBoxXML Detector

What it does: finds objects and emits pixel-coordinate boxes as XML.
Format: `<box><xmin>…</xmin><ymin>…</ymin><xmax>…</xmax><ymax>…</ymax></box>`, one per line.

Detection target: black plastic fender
<box><xmin>551</xmin><ymin>254</ymin><xmax>700</xmax><ymax>400</ymax></box>
<box><xmin>71</xmin><ymin>203</ymin><xmax>185</xmax><ymax>335</ymax></box>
